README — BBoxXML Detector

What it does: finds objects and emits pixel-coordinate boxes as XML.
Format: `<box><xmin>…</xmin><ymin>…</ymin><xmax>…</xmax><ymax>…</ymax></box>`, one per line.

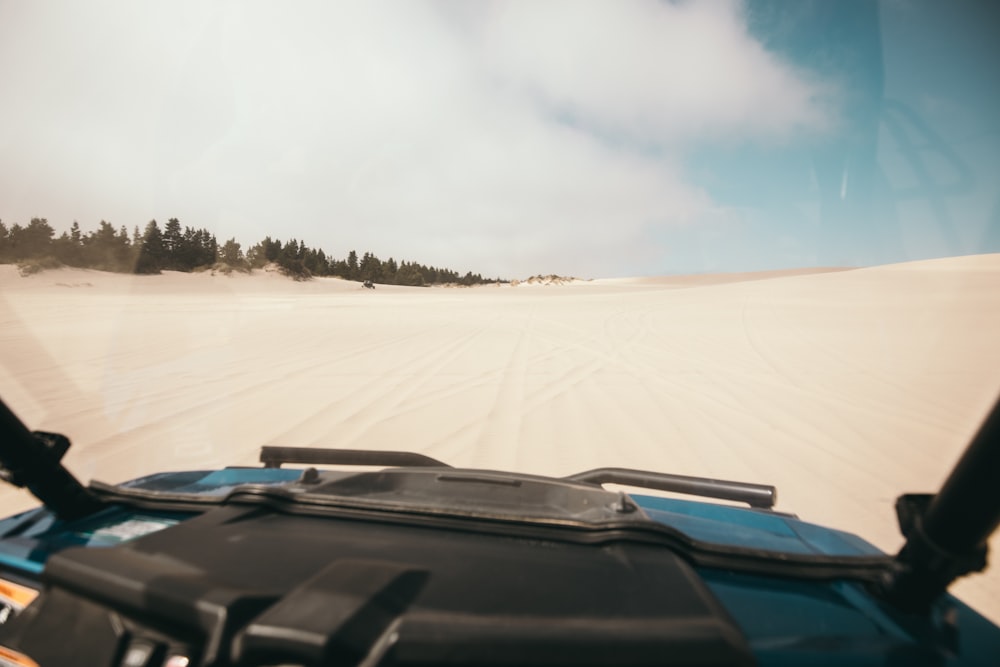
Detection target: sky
<box><xmin>1</xmin><ymin>0</ymin><xmax>998</xmax><ymax>278</ymax></box>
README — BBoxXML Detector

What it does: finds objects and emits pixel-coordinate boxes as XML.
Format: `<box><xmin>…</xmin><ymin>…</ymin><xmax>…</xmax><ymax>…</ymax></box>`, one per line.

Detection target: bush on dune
<box><xmin>196</xmin><ymin>261</ymin><xmax>251</xmax><ymax>276</ymax></box>
<box><xmin>17</xmin><ymin>256</ymin><xmax>63</xmax><ymax>276</ymax></box>
<box><xmin>277</xmin><ymin>258</ymin><xmax>312</xmax><ymax>281</ymax></box>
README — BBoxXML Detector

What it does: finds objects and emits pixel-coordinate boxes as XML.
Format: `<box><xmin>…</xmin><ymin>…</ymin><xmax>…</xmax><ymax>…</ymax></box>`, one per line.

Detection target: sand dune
<box><xmin>1</xmin><ymin>255</ymin><xmax>999</xmax><ymax>622</ymax></box>
<box><xmin>603</xmin><ymin>266</ymin><xmax>855</xmax><ymax>288</ymax></box>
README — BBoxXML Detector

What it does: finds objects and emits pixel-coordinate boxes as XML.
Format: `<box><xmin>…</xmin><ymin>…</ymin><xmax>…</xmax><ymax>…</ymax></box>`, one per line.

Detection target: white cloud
<box><xmin>469</xmin><ymin>0</ymin><xmax>834</xmax><ymax>146</ymax></box>
<box><xmin>0</xmin><ymin>1</ymin><xmax>835</xmax><ymax>277</ymax></box>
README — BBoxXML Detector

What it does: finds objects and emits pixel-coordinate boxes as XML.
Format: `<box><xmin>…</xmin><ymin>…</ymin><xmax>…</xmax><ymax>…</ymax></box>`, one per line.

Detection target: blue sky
<box><xmin>0</xmin><ymin>0</ymin><xmax>997</xmax><ymax>277</ymax></box>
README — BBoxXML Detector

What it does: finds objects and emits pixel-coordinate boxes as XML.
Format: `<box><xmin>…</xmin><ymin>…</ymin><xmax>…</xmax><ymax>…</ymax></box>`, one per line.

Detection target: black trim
<box><xmin>87</xmin><ymin>480</ymin><xmax>893</xmax><ymax>584</ymax></box>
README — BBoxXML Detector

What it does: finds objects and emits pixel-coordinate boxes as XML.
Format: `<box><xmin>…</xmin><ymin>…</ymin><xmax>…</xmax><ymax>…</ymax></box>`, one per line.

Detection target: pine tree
<box><xmin>0</xmin><ymin>220</ymin><xmax>10</xmax><ymax>262</ymax></box>
<box><xmin>220</xmin><ymin>238</ymin><xmax>244</xmax><ymax>266</ymax></box>
<box><xmin>163</xmin><ymin>218</ymin><xmax>183</xmax><ymax>269</ymax></box>
<box><xmin>347</xmin><ymin>250</ymin><xmax>359</xmax><ymax>280</ymax></box>
<box><xmin>263</xmin><ymin>237</ymin><xmax>281</xmax><ymax>262</ymax></box>
<box><xmin>135</xmin><ymin>220</ymin><xmax>164</xmax><ymax>274</ymax></box>
<box><xmin>18</xmin><ymin>218</ymin><xmax>55</xmax><ymax>258</ymax></box>
<box><xmin>0</xmin><ymin>217</ymin><xmax>505</xmax><ymax>284</ymax></box>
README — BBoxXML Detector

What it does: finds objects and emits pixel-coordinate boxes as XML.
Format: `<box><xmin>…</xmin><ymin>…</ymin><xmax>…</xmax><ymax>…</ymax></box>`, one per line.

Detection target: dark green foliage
<box><xmin>264</xmin><ymin>237</ymin><xmax>281</xmax><ymax>261</ymax></box>
<box><xmin>303</xmin><ymin>247</ymin><xmax>329</xmax><ymax>276</ymax></box>
<box><xmin>271</xmin><ymin>238</ymin><xmax>316</xmax><ymax>279</ymax></box>
<box><xmin>163</xmin><ymin>218</ymin><xmax>183</xmax><ymax>268</ymax></box>
<box><xmin>1</xmin><ymin>218</ymin><xmax>56</xmax><ymax>261</ymax></box>
<box><xmin>220</xmin><ymin>238</ymin><xmax>246</xmax><ymax>268</ymax></box>
<box><xmin>359</xmin><ymin>251</ymin><xmax>380</xmax><ymax>282</ymax></box>
<box><xmin>247</xmin><ymin>236</ymin><xmax>282</xmax><ymax>269</ymax></box>
<box><xmin>177</xmin><ymin>226</ymin><xmax>218</xmax><ymax>270</ymax></box>
<box><xmin>278</xmin><ymin>259</ymin><xmax>311</xmax><ymax>281</ymax></box>
<box><xmin>346</xmin><ymin>250</ymin><xmax>359</xmax><ymax>280</ymax></box>
<box><xmin>0</xmin><ymin>217</ymin><xmax>506</xmax><ymax>286</ymax></box>
<box><xmin>395</xmin><ymin>261</ymin><xmax>425</xmax><ymax>287</ymax></box>
<box><xmin>0</xmin><ymin>220</ymin><xmax>10</xmax><ymax>263</ymax></box>
<box><xmin>135</xmin><ymin>220</ymin><xmax>165</xmax><ymax>274</ymax></box>
<box><xmin>23</xmin><ymin>218</ymin><xmax>56</xmax><ymax>257</ymax></box>
<box><xmin>74</xmin><ymin>221</ymin><xmax>134</xmax><ymax>271</ymax></box>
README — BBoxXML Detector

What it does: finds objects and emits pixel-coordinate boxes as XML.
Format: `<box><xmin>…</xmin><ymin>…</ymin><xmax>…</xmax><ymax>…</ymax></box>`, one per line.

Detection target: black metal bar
<box><xmin>564</xmin><ymin>468</ymin><xmax>776</xmax><ymax>509</ymax></box>
<box><xmin>260</xmin><ymin>446</ymin><xmax>450</xmax><ymax>469</ymax></box>
<box><xmin>0</xmin><ymin>397</ymin><xmax>105</xmax><ymax>520</ymax></box>
<box><xmin>880</xmin><ymin>395</ymin><xmax>1000</xmax><ymax>612</ymax></box>
<box><xmin>923</xmin><ymin>401</ymin><xmax>1000</xmax><ymax>554</ymax></box>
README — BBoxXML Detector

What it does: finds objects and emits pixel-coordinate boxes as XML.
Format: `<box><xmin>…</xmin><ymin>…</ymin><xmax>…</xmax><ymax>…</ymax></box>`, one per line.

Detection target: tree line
<box><xmin>0</xmin><ymin>217</ymin><xmax>504</xmax><ymax>287</ymax></box>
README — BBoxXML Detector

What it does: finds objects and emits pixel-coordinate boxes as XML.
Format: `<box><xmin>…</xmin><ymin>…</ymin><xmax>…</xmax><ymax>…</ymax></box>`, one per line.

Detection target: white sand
<box><xmin>1</xmin><ymin>256</ymin><xmax>999</xmax><ymax>622</ymax></box>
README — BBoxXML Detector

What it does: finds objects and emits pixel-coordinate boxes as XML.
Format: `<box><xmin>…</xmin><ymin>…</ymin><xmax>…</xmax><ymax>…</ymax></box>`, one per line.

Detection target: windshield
<box><xmin>1</xmin><ymin>0</ymin><xmax>998</xmax><ymax>623</ymax></box>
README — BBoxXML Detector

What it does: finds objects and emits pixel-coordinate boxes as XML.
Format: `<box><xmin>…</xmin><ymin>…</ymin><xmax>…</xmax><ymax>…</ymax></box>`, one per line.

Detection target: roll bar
<box><xmin>880</xmin><ymin>394</ymin><xmax>1000</xmax><ymax>612</ymax></box>
<box><xmin>0</xmin><ymin>398</ymin><xmax>105</xmax><ymax>520</ymax></box>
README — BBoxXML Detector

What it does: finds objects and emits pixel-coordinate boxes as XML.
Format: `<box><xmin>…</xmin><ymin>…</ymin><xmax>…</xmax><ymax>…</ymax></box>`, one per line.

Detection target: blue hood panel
<box><xmin>632</xmin><ymin>494</ymin><xmax>885</xmax><ymax>557</ymax></box>
<box><xmin>117</xmin><ymin>470</ymin><xmax>885</xmax><ymax>558</ymax></box>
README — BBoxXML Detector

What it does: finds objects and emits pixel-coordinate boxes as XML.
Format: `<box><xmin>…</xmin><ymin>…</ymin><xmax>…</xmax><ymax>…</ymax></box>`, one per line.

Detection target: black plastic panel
<box><xmin>12</xmin><ymin>504</ymin><xmax>755</xmax><ymax>666</ymax></box>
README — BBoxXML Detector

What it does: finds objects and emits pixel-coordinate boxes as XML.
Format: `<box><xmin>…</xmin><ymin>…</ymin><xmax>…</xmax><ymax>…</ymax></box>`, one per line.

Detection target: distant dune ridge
<box><xmin>1</xmin><ymin>254</ymin><xmax>999</xmax><ymax>622</ymax></box>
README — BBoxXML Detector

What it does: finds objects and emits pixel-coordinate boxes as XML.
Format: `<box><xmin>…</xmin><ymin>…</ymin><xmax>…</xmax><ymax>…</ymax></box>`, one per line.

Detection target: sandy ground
<box><xmin>1</xmin><ymin>256</ymin><xmax>999</xmax><ymax>623</ymax></box>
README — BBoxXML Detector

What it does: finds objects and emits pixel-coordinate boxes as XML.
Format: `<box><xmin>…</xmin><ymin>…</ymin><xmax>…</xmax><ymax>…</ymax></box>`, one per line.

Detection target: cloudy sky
<box><xmin>1</xmin><ymin>0</ymin><xmax>997</xmax><ymax>277</ymax></box>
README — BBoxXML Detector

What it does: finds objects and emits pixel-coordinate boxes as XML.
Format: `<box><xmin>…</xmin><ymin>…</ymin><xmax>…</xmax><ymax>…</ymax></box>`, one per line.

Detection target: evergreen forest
<box><xmin>0</xmin><ymin>217</ymin><xmax>504</xmax><ymax>287</ymax></box>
